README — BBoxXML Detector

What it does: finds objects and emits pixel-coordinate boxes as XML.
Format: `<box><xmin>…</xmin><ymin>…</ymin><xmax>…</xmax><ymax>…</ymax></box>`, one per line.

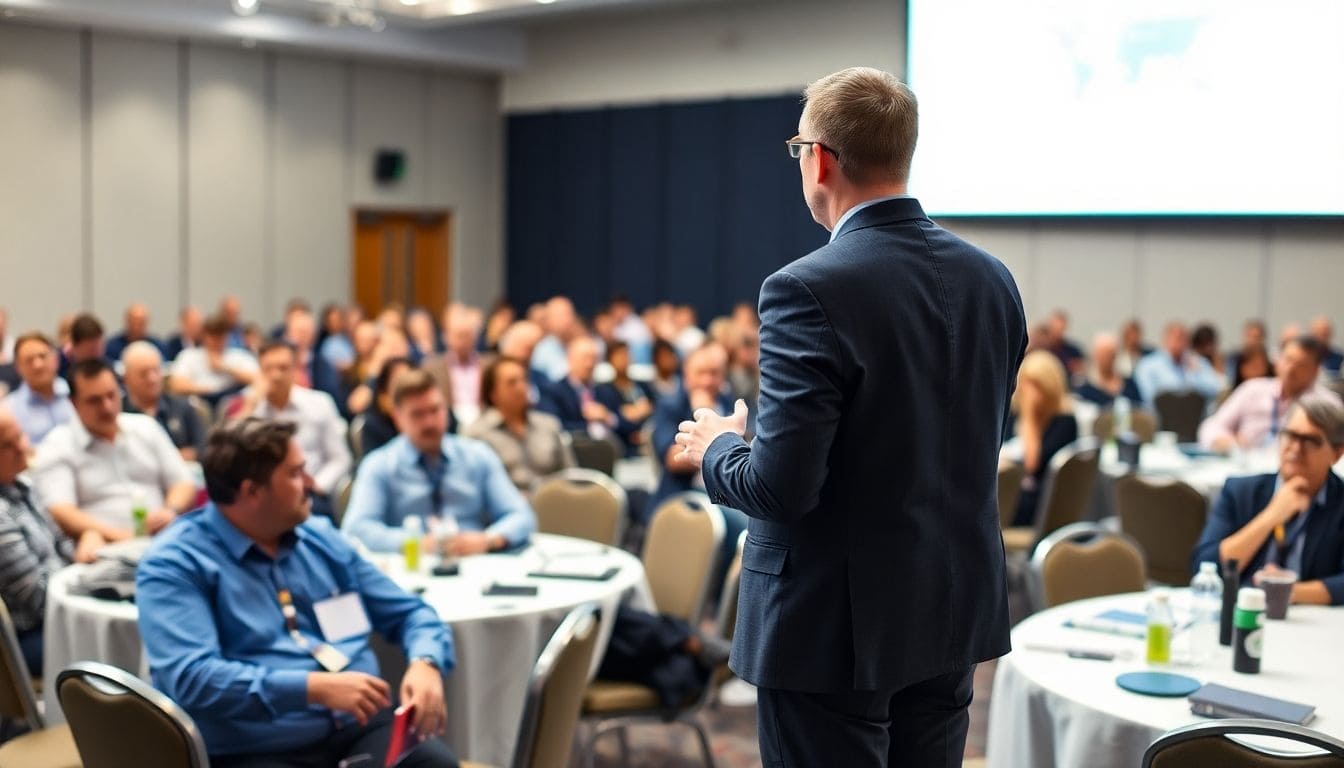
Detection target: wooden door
<box><xmin>352</xmin><ymin>210</ymin><xmax>451</xmax><ymax>318</ymax></box>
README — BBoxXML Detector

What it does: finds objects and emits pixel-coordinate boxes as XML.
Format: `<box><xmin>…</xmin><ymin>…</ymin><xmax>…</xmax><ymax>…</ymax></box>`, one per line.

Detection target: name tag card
<box><xmin>313</xmin><ymin>592</ymin><xmax>372</xmax><ymax>643</ymax></box>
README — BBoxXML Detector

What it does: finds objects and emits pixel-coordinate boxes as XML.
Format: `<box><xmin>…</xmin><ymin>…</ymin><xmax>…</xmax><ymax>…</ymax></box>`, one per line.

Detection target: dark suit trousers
<box><xmin>756</xmin><ymin>667</ymin><xmax>975</xmax><ymax>768</ymax></box>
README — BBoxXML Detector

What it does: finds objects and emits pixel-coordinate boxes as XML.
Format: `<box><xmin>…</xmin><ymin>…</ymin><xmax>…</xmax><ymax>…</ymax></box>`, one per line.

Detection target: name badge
<box><xmin>313</xmin><ymin>592</ymin><xmax>372</xmax><ymax>643</ymax></box>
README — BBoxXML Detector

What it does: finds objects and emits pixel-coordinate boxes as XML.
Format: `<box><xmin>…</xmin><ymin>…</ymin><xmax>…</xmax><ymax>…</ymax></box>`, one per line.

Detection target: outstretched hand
<box><xmin>673</xmin><ymin>399</ymin><xmax>749</xmax><ymax>469</ymax></box>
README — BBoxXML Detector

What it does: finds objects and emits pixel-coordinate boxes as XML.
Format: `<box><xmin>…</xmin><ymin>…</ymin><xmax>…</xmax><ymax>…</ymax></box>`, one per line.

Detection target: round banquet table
<box><xmin>43</xmin><ymin>532</ymin><xmax>653</xmax><ymax>766</ymax></box>
<box><xmin>985</xmin><ymin>591</ymin><xmax>1344</xmax><ymax>768</ymax></box>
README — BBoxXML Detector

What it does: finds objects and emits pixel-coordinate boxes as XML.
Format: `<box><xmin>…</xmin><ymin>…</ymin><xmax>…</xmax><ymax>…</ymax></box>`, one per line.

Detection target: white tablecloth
<box><xmin>986</xmin><ymin>592</ymin><xmax>1344</xmax><ymax>768</ymax></box>
<box><xmin>43</xmin><ymin>533</ymin><xmax>652</xmax><ymax>766</ymax></box>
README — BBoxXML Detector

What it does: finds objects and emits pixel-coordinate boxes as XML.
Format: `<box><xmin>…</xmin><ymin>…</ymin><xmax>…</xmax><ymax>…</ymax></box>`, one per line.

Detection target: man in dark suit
<box><xmin>1192</xmin><ymin>395</ymin><xmax>1344</xmax><ymax>604</ymax></box>
<box><xmin>675</xmin><ymin>67</ymin><xmax>1027</xmax><ymax>767</ymax></box>
<box><xmin>537</xmin><ymin>336</ymin><xmax>614</xmax><ymax>435</ymax></box>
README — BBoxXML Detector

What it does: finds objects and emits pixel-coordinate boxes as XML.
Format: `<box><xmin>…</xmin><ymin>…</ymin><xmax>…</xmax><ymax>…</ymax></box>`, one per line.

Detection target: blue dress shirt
<box><xmin>341</xmin><ymin>434</ymin><xmax>537</xmax><ymax>553</ymax></box>
<box><xmin>1132</xmin><ymin>350</ymin><xmax>1224</xmax><ymax>406</ymax></box>
<box><xmin>2</xmin><ymin>382</ymin><xmax>75</xmax><ymax>444</ymax></box>
<box><xmin>136</xmin><ymin>504</ymin><xmax>453</xmax><ymax>757</ymax></box>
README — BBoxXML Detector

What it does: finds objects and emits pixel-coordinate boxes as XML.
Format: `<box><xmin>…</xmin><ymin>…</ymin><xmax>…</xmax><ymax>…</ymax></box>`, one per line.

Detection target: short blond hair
<box><xmin>802</xmin><ymin>67</ymin><xmax>918</xmax><ymax>184</ymax></box>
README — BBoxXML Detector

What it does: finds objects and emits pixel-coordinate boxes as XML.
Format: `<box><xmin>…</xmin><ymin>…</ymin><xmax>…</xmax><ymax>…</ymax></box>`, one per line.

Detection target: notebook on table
<box><xmin>1189</xmin><ymin>683</ymin><xmax>1317</xmax><ymax>725</ymax></box>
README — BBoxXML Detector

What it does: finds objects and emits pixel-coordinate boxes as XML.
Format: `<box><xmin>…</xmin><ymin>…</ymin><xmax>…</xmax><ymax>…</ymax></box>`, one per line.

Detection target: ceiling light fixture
<box><xmin>231</xmin><ymin>0</ymin><xmax>260</xmax><ymax>16</ymax></box>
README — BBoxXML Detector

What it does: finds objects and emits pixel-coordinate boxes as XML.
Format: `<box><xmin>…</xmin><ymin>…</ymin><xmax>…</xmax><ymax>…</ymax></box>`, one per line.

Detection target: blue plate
<box><xmin>1116</xmin><ymin>671</ymin><xmax>1202</xmax><ymax>698</ymax></box>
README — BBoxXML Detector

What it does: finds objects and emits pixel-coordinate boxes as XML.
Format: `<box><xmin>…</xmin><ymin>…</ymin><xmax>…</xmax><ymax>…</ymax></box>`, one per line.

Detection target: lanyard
<box><xmin>1271</xmin><ymin>511</ymin><xmax>1311</xmax><ymax>567</ymax></box>
<box><xmin>275</xmin><ymin>582</ymin><xmax>350</xmax><ymax>672</ymax></box>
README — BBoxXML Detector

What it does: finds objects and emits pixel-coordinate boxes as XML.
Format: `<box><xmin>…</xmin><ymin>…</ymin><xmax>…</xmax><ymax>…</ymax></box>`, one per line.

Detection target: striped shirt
<box><xmin>0</xmin><ymin>480</ymin><xmax>73</xmax><ymax>632</ymax></box>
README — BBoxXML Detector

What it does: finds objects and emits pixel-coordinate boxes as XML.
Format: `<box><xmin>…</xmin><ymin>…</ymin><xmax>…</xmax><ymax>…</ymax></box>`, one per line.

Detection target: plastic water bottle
<box><xmin>131</xmin><ymin>494</ymin><xmax>149</xmax><ymax>538</ymax></box>
<box><xmin>402</xmin><ymin>515</ymin><xmax>423</xmax><ymax>573</ymax></box>
<box><xmin>1146</xmin><ymin>590</ymin><xmax>1174</xmax><ymax>665</ymax></box>
<box><xmin>1113</xmin><ymin>396</ymin><xmax>1132</xmax><ymax>436</ymax></box>
<box><xmin>1189</xmin><ymin>562</ymin><xmax>1223</xmax><ymax>665</ymax></box>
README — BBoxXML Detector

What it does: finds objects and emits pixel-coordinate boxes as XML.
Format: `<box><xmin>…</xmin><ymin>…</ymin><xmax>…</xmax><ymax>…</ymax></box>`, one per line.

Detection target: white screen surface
<box><xmin>906</xmin><ymin>0</ymin><xmax>1344</xmax><ymax>216</ymax></box>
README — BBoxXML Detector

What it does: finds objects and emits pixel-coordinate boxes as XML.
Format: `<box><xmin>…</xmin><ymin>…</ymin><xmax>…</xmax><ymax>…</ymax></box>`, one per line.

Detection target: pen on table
<box><xmin>1022</xmin><ymin>641</ymin><xmax>1127</xmax><ymax>661</ymax></box>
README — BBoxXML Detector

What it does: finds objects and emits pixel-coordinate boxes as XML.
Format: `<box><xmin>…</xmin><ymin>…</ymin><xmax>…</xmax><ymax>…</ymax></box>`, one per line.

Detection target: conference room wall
<box><xmin>502</xmin><ymin>0</ymin><xmax>1344</xmax><ymax>347</ymax></box>
<box><xmin>0</xmin><ymin>21</ymin><xmax>502</xmax><ymax>337</ymax></box>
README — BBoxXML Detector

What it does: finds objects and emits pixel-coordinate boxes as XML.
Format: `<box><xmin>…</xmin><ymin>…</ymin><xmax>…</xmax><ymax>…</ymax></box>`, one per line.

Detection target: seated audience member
<box><xmin>269</xmin><ymin>298</ymin><xmax>310</xmax><ymax>340</ymax></box>
<box><xmin>465</xmin><ymin>356</ymin><xmax>575</xmax><ymax>494</ymax></box>
<box><xmin>32</xmin><ymin>359</ymin><xmax>195</xmax><ymax>546</ymax></box>
<box><xmin>672</xmin><ymin>305</ymin><xmax>706</xmax><ymax>359</ymax></box>
<box><xmin>1192</xmin><ymin>395</ymin><xmax>1344</xmax><ymax>605</ymax></box>
<box><xmin>1278</xmin><ymin>322</ymin><xmax>1303</xmax><ymax>360</ymax></box>
<box><xmin>651</xmin><ymin>344</ymin><xmax>737</xmax><ymax>512</ymax></box>
<box><xmin>406</xmin><ymin>307</ymin><xmax>441</xmax><ymax>362</ymax></box>
<box><xmin>481</xmin><ymin>300</ymin><xmax>515</xmax><ymax>354</ymax></box>
<box><xmin>0</xmin><ymin>407</ymin><xmax>78</xmax><ymax>676</ymax></box>
<box><xmin>342</xmin><ymin>369</ymin><xmax>535</xmax><ymax>555</ymax></box>
<box><xmin>164</xmin><ymin>305</ymin><xmax>203</xmax><ymax>361</ymax></box>
<box><xmin>58</xmin><ymin>313</ymin><xmax>108</xmax><ymax>379</ymax></box>
<box><xmin>122</xmin><ymin>341</ymin><xmax>207</xmax><ymax>461</ymax></box>
<box><xmin>1312</xmin><ymin>315</ymin><xmax>1344</xmax><ymax>378</ymax></box>
<box><xmin>105</xmin><ymin>302</ymin><xmax>165</xmax><ymax>362</ymax></box>
<box><xmin>1008</xmin><ymin>350</ymin><xmax>1079</xmax><ymax>527</ymax></box>
<box><xmin>2</xmin><ymin>332</ymin><xmax>75</xmax><ymax>444</ymax></box>
<box><xmin>0</xmin><ymin>307</ymin><xmax>13</xmax><ymax>365</ymax></box>
<box><xmin>337</xmin><ymin>320</ymin><xmax>381</xmax><ymax>414</ymax></box>
<box><xmin>497</xmin><ymin>320</ymin><xmax>549</xmax><ymax>406</ymax></box>
<box><xmin>346</xmin><ymin>327</ymin><xmax>411</xmax><ymax>417</ymax></box>
<box><xmin>316</xmin><ymin>303</ymin><xmax>350</xmax><ymax>366</ymax></box>
<box><xmin>1042</xmin><ymin>309</ymin><xmax>1085</xmax><ymax>382</ymax></box>
<box><xmin>1115</xmin><ymin>318</ymin><xmax>1153</xmax><ymax>379</ymax></box>
<box><xmin>422</xmin><ymin>304</ymin><xmax>484</xmax><ymax>426</ymax></box>
<box><xmin>530</xmin><ymin>297</ymin><xmax>581</xmax><ymax>382</ymax></box>
<box><xmin>1199</xmin><ymin>336</ymin><xmax>1342</xmax><ymax>452</ymax></box>
<box><xmin>608</xmin><ymin>295</ymin><xmax>652</xmax><ymax>364</ymax></box>
<box><xmin>539</xmin><ymin>336</ymin><xmax>615</xmax><ymax>436</ymax></box>
<box><xmin>217</xmin><ymin>294</ymin><xmax>246</xmax><ymax>348</ymax></box>
<box><xmin>281</xmin><ymin>308</ymin><xmax>320</xmax><ymax>389</ymax></box>
<box><xmin>234</xmin><ymin>340</ymin><xmax>351</xmax><ymax>519</ymax></box>
<box><xmin>355</xmin><ymin>356</ymin><xmax>414</xmax><ymax>457</ymax></box>
<box><xmin>649</xmin><ymin>339</ymin><xmax>682</xmax><ymax>400</ymax></box>
<box><xmin>136</xmin><ymin>419</ymin><xmax>457</xmax><ymax>767</ymax></box>
<box><xmin>1227</xmin><ymin>320</ymin><xmax>1271</xmax><ymax>384</ymax></box>
<box><xmin>170</xmin><ymin>313</ymin><xmax>258</xmax><ymax>405</ymax></box>
<box><xmin>1074</xmin><ymin>333</ymin><xmax>1141</xmax><ymax>407</ymax></box>
<box><xmin>595</xmin><ymin>341</ymin><xmax>655</xmax><ymax>456</ymax></box>
<box><xmin>1233</xmin><ymin>343</ymin><xmax>1275</xmax><ymax>390</ymax></box>
<box><xmin>241</xmin><ymin>323</ymin><xmax>265</xmax><ymax>357</ymax></box>
<box><xmin>1133</xmin><ymin>322</ymin><xmax>1225</xmax><ymax>406</ymax></box>
<box><xmin>1191</xmin><ymin>323</ymin><xmax>1225</xmax><ymax>376</ymax></box>
<box><xmin>728</xmin><ymin>324</ymin><xmax>761</xmax><ymax>406</ymax></box>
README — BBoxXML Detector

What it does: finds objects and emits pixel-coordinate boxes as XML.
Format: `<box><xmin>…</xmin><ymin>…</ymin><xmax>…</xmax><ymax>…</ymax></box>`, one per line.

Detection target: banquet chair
<box><xmin>578</xmin><ymin>493</ymin><xmax>729</xmax><ymax>768</ymax></box>
<box><xmin>1154</xmin><ymin>390</ymin><xmax>1207</xmax><ymax>443</ymax></box>
<box><xmin>1002</xmin><ymin>438</ymin><xmax>1101</xmax><ymax>557</ymax></box>
<box><xmin>570</xmin><ymin>435</ymin><xmax>619</xmax><ymax>477</ymax></box>
<box><xmin>997</xmin><ymin>463</ymin><xmax>1032</xmax><ymax>555</ymax></box>
<box><xmin>460</xmin><ymin>602</ymin><xmax>603</xmax><ymax>768</ymax></box>
<box><xmin>1030</xmin><ymin>522</ymin><xmax>1146</xmax><ymax>609</ymax></box>
<box><xmin>348</xmin><ymin>412</ymin><xmax>367</xmax><ymax>463</ymax></box>
<box><xmin>57</xmin><ymin>661</ymin><xmax>206</xmax><ymax>768</ymax></box>
<box><xmin>331</xmin><ymin>475</ymin><xmax>354</xmax><ymax>527</ymax></box>
<box><xmin>1092</xmin><ymin>407</ymin><xmax>1158</xmax><ymax>443</ymax></box>
<box><xmin>185</xmin><ymin>396</ymin><xmax>214</xmax><ymax>435</ymax></box>
<box><xmin>1143</xmin><ymin>718</ymin><xmax>1344</xmax><ymax>767</ymax></box>
<box><xmin>1115</xmin><ymin>475</ymin><xmax>1208</xmax><ymax>585</ymax></box>
<box><xmin>0</xmin><ymin>600</ymin><xmax>81</xmax><ymax>768</ymax></box>
<box><xmin>532</xmin><ymin>469</ymin><xmax>627</xmax><ymax>546</ymax></box>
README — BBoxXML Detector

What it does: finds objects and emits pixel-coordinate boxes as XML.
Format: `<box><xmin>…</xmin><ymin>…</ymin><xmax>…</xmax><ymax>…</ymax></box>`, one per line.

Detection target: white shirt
<box><xmin>31</xmin><ymin>413</ymin><xmax>192</xmax><ymax>531</ymax></box>
<box><xmin>171</xmin><ymin>347</ymin><xmax>258</xmax><ymax>394</ymax></box>
<box><xmin>252</xmin><ymin>386</ymin><xmax>352</xmax><ymax>495</ymax></box>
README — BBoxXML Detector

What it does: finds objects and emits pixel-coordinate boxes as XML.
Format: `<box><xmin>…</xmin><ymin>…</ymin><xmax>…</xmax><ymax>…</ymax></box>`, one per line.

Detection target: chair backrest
<box><xmin>57</xmin><ymin>661</ymin><xmax>210</xmax><ymax>768</ymax></box>
<box><xmin>1034</xmin><ymin>438</ymin><xmax>1101</xmax><ymax>538</ymax></box>
<box><xmin>716</xmin><ymin>531</ymin><xmax>747</xmax><ymax>642</ymax></box>
<box><xmin>513</xmin><ymin>602</ymin><xmax>602</xmax><ymax>768</ymax></box>
<box><xmin>332</xmin><ymin>475</ymin><xmax>354</xmax><ymax>527</ymax></box>
<box><xmin>569</xmin><ymin>435</ymin><xmax>618</xmax><ymax>477</ymax></box>
<box><xmin>1115</xmin><ymin>475</ymin><xmax>1208</xmax><ymax>585</ymax></box>
<box><xmin>185</xmin><ymin>396</ymin><xmax>214</xmax><ymax>433</ymax></box>
<box><xmin>642</xmin><ymin>492</ymin><xmax>725</xmax><ymax>624</ymax></box>
<box><xmin>1144</xmin><ymin>718</ymin><xmax>1344</xmax><ymax>768</ymax></box>
<box><xmin>1031</xmin><ymin>522</ymin><xmax>1146</xmax><ymax>608</ymax></box>
<box><xmin>997</xmin><ymin>463</ymin><xmax>1026</xmax><ymax>529</ymax></box>
<box><xmin>1093</xmin><ymin>408</ymin><xmax>1158</xmax><ymax>443</ymax></box>
<box><xmin>349</xmin><ymin>413</ymin><xmax>367</xmax><ymax>463</ymax></box>
<box><xmin>531</xmin><ymin>469</ymin><xmax>627</xmax><ymax>546</ymax></box>
<box><xmin>1154</xmin><ymin>390</ymin><xmax>1207</xmax><ymax>443</ymax></box>
<box><xmin>0</xmin><ymin>598</ymin><xmax>43</xmax><ymax>727</ymax></box>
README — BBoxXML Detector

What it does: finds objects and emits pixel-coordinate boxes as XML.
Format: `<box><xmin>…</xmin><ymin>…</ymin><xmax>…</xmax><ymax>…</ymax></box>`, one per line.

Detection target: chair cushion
<box><xmin>1001</xmin><ymin>526</ymin><xmax>1035</xmax><ymax>553</ymax></box>
<box><xmin>0</xmin><ymin>723</ymin><xmax>82</xmax><ymax>768</ymax></box>
<box><xmin>459</xmin><ymin>762</ymin><xmax>497</xmax><ymax>768</ymax></box>
<box><xmin>582</xmin><ymin>680</ymin><xmax>661</xmax><ymax>713</ymax></box>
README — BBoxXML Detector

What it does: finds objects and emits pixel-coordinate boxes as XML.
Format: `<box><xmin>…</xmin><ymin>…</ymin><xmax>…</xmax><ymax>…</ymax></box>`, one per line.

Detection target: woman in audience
<box><xmin>1192</xmin><ymin>323</ymin><xmax>1225</xmax><ymax>376</ymax></box>
<box><xmin>465</xmin><ymin>355</ymin><xmax>574</xmax><ymax>494</ymax></box>
<box><xmin>1010</xmin><ymin>350</ymin><xmax>1079</xmax><ymax>527</ymax></box>
<box><xmin>595</xmin><ymin>341</ymin><xmax>655</xmax><ymax>457</ymax></box>
<box><xmin>346</xmin><ymin>328</ymin><xmax>410</xmax><ymax>416</ymax></box>
<box><xmin>355</xmin><ymin>356</ymin><xmax>413</xmax><ymax>456</ymax></box>
<box><xmin>1233</xmin><ymin>343</ymin><xmax>1275</xmax><ymax>388</ymax></box>
<box><xmin>482</xmin><ymin>300</ymin><xmax>515</xmax><ymax>353</ymax></box>
<box><xmin>650</xmin><ymin>339</ymin><xmax>681</xmax><ymax>400</ymax></box>
<box><xmin>1074</xmin><ymin>332</ymin><xmax>1141</xmax><ymax>407</ymax></box>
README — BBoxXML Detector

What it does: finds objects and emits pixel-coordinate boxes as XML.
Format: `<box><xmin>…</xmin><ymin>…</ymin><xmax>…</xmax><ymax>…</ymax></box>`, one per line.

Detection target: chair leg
<box><xmin>685</xmin><ymin>716</ymin><xmax>718</xmax><ymax>768</ymax></box>
<box><xmin>616</xmin><ymin>725</ymin><xmax>632</xmax><ymax>766</ymax></box>
<box><xmin>581</xmin><ymin>721</ymin><xmax>601</xmax><ymax>768</ymax></box>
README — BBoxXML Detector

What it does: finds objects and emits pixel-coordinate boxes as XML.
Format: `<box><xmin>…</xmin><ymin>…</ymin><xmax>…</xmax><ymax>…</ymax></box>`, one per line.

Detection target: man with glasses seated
<box><xmin>341</xmin><ymin>369</ymin><xmax>535</xmax><ymax>556</ymax></box>
<box><xmin>1192</xmin><ymin>394</ymin><xmax>1344</xmax><ymax>605</ymax></box>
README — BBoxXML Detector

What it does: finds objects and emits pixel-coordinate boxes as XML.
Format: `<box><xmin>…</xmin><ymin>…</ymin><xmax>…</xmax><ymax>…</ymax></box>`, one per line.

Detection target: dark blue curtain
<box><xmin>506</xmin><ymin>94</ymin><xmax>828</xmax><ymax>319</ymax></box>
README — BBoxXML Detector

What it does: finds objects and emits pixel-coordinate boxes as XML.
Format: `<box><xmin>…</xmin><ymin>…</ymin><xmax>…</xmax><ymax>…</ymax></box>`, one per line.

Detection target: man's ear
<box><xmin>813</xmin><ymin>146</ymin><xmax>831</xmax><ymax>186</ymax></box>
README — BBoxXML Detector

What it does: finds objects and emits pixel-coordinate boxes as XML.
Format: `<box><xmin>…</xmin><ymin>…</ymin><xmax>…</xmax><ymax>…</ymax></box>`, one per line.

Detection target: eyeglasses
<box><xmin>786</xmin><ymin>136</ymin><xmax>839</xmax><ymax>160</ymax></box>
<box><xmin>1280</xmin><ymin>428</ymin><xmax>1327</xmax><ymax>451</ymax></box>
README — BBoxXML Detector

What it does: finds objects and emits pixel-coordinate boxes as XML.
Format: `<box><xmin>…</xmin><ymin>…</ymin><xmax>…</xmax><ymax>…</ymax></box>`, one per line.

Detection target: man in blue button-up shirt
<box><xmin>137</xmin><ymin>418</ymin><xmax>458</xmax><ymax>767</ymax></box>
<box><xmin>342</xmin><ymin>368</ymin><xmax>535</xmax><ymax>556</ymax></box>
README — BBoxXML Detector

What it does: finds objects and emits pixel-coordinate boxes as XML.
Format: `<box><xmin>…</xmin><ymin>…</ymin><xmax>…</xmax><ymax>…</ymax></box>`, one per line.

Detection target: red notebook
<box><xmin>384</xmin><ymin>704</ymin><xmax>416</xmax><ymax>767</ymax></box>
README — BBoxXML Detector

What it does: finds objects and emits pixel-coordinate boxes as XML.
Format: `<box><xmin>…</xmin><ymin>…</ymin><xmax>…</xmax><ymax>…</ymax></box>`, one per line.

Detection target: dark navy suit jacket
<box><xmin>538</xmin><ymin>378</ymin><xmax>590</xmax><ymax>433</ymax></box>
<box><xmin>702</xmin><ymin>197</ymin><xmax>1027</xmax><ymax>694</ymax></box>
<box><xmin>1192</xmin><ymin>472</ymin><xmax>1344</xmax><ymax>604</ymax></box>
